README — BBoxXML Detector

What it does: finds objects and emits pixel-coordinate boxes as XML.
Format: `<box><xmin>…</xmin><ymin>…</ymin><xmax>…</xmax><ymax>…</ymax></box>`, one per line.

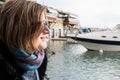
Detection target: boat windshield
<box><xmin>113</xmin><ymin>24</ymin><xmax>120</xmax><ymax>30</ymax></box>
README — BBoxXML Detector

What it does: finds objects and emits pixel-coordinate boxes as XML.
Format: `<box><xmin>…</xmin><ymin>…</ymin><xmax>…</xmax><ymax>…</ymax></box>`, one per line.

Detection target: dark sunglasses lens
<box><xmin>44</xmin><ymin>21</ymin><xmax>49</xmax><ymax>26</ymax></box>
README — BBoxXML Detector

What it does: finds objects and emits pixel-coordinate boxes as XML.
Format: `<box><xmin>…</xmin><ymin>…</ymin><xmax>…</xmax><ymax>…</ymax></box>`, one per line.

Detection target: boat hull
<box><xmin>67</xmin><ymin>34</ymin><xmax>120</xmax><ymax>51</ymax></box>
<box><xmin>76</xmin><ymin>40</ymin><xmax>120</xmax><ymax>51</ymax></box>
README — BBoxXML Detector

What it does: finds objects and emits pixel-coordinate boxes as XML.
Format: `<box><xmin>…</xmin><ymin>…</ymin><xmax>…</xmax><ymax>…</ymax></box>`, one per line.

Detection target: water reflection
<box><xmin>46</xmin><ymin>40</ymin><xmax>120</xmax><ymax>80</ymax></box>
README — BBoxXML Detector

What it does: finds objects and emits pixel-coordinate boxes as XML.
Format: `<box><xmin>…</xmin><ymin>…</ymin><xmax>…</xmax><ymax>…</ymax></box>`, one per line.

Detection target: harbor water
<box><xmin>46</xmin><ymin>40</ymin><xmax>120</xmax><ymax>80</ymax></box>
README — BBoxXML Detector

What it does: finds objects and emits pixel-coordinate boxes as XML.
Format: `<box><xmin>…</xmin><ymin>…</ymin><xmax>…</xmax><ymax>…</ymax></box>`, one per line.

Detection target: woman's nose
<box><xmin>43</xmin><ymin>26</ymin><xmax>50</xmax><ymax>34</ymax></box>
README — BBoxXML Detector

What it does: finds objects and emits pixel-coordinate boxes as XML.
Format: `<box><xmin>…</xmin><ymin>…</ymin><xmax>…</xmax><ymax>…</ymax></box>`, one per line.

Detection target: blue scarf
<box><xmin>10</xmin><ymin>48</ymin><xmax>45</xmax><ymax>80</ymax></box>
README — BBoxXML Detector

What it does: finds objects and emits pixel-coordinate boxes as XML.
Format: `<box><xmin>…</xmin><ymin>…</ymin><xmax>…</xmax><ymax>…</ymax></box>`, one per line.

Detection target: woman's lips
<box><xmin>40</xmin><ymin>37</ymin><xmax>47</xmax><ymax>41</ymax></box>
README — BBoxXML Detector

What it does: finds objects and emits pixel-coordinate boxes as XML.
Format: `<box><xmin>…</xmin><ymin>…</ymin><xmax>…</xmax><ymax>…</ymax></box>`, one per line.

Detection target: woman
<box><xmin>0</xmin><ymin>0</ymin><xmax>50</xmax><ymax>80</ymax></box>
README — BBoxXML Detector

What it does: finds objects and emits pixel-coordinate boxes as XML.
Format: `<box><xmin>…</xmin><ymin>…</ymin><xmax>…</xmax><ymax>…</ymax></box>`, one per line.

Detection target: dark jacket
<box><xmin>0</xmin><ymin>41</ymin><xmax>23</xmax><ymax>80</ymax></box>
<box><xmin>38</xmin><ymin>52</ymin><xmax>48</xmax><ymax>80</ymax></box>
<box><xmin>0</xmin><ymin>41</ymin><xmax>48</xmax><ymax>80</ymax></box>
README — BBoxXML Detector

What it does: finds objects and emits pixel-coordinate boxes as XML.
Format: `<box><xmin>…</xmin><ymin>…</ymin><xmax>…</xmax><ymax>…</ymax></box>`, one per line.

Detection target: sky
<box><xmin>37</xmin><ymin>0</ymin><xmax>120</xmax><ymax>29</ymax></box>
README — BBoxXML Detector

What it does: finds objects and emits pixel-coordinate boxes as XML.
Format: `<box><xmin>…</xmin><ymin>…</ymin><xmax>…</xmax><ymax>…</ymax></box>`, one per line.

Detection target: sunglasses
<box><xmin>43</xmin><ymin>20</ymin><xmax>49</xmax><ymax>27</ymax></box>
<box><xmin>42</xmin><ymin>21</ymin><xmax>50</xmax><ymax>32</ymax></box>
<box><xmin>31</xmin><ymin>21</ymin><xmax>50</xmax><ymax>33</ymax></box>
<box><xmin>32</xmin><ymin>20</ymin><xmax>49</xmax><ymax>26</ymax></box>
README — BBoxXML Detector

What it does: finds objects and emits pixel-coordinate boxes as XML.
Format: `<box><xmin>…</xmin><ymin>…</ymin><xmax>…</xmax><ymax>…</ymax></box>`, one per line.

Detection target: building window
<box><xmin>58</xmin><ymin>29</ymin><xmax>61</xmax><ymax>37</ymax></box>
<box><xmin>51</xmin><ymin>28</ymin><xmax>54</xmax><ymax>38</ymax></box>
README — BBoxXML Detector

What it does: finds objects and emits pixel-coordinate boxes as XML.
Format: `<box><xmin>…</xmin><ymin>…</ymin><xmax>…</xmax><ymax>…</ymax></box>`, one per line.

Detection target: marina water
<box><xmin>46</xmin><ymin>40</ymin><xmax>120</xmax><ymax>80</ymax></box>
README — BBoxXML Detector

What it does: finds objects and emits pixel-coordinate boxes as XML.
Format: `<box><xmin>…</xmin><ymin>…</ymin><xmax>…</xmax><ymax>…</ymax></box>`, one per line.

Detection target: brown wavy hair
<box><xmin>0</xmin><ymin>0</ymin><xmax>47</xmax><ymax>52</ymax></box>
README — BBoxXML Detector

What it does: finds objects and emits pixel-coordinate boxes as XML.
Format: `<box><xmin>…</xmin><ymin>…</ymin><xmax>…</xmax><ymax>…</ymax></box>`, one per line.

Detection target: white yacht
<box><xmin>67</xmin><ymin>24</ymin><xmax>120</xmax><ymax>51</ymax></box>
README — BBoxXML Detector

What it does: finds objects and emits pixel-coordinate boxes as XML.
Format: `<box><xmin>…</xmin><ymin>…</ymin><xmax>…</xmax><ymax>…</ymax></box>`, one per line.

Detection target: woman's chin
<box><xmin>40</xmin><ymin>43</ymin><xmax>47</xmax><ymax>49</ymax></box>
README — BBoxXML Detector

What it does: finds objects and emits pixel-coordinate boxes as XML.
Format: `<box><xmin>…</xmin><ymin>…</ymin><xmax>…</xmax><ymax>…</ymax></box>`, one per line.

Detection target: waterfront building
<box><xmin>46</xmin><ymin>7</ymin><xmax>79</xmax><ymax>40</ymax></box>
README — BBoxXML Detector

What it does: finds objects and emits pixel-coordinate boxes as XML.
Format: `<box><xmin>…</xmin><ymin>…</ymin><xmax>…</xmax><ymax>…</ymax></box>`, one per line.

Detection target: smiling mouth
<box><xmin>41</xmin><ymin>37</ymin><xmax>45</xmax><ymax>39</ymax></box>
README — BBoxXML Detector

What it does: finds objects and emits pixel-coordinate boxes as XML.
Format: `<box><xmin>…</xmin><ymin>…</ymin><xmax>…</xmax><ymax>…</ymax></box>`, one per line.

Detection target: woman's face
<box><xmin>34</xmin><ymin>13</ymin><xmax>50</xmax><ymax>51</ymax></box>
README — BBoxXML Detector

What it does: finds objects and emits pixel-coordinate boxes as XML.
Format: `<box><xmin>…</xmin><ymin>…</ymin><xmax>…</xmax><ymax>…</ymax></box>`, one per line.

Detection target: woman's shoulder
<box><xmin>0</xmin><ymin>54</ymin><xmax>23</xmax><ymax>80</ymax></box>
<box><xmin>0</xmin><ymin>41</ymin><xmax>23</xmax><ymax>80</ymax></box>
